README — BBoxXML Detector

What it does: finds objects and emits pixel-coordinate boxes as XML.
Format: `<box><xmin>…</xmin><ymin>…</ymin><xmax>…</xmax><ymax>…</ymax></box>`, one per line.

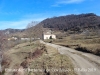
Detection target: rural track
<box><xmin>40</xmin><ymin>40</ymin><xmax>100</xmax><ymax>75</ymax></box>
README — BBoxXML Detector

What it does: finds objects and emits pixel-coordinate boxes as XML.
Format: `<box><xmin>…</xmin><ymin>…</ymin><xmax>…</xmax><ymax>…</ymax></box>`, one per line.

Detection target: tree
<box><xmin>25</xmin><ymin>21</ymin><xmax>43</xmax><ymax>60</ymax></box>
<box><xmin>26</xmin><ymin>21</ymin><xmax>43</xmax><ymax>41</ymax></box>
<box><xmin>0</xmin><ymin>31</ymin><xmax>7</xmax><ymax>73</ymax></box>
<box><xmin>98</xmin><ymin>30</ymin><xmax>100</xmax><ymax>37</ymax></box>
<box><xmin>49</xmin><ymin>36</ymin><xmax>52</xmax><ymax>39</ymax></box>
<box><xmin>26</xmin><ymin>23</ymin><xmax>34</xmax><ymax>43</ymax></box>
<box><xmin>95</xmin><ymin>26</ymin><xmax>100</xmax><ymax>37</ymax></box>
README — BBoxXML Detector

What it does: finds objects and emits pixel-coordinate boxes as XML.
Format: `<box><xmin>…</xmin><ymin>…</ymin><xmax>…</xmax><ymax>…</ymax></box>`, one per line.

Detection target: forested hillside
<box><xmin>37</xmin><ymin>13</ymin><xmax>100</xmax><ymax>32</ymax></box>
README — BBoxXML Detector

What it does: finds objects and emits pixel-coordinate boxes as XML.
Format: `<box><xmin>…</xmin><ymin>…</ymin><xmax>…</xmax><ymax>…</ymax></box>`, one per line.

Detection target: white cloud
<box><xmin>0</xmin><ymin>11</ymin><xmax>21</xmax><ymax>15</ymax></box>
<box><xmin>0</xmin><ymin>11</ymin><xmax>82</xmax><ymax>29</ymax></box>
<box><xmin>52</xmin><ymin>0</ymin><xmax>85</xmax><ymax>7</ymax></box>
<box><xmin>0</xmin><ymin>18</ymin><xmax>44</xmax><ymax>29</ymax></box>
<box><xmin>0</xmin><ymin>20</ymin><xmax>29</xmax><ymax>29</ymax></box>
<box><xmin>23</xmin><ymin>13</ymin><xmax>48</xmax><ymax>20</ymax></box>
<box><xmin>0</xmin><ymin>13</ymin><xmax>48</xmax><ymax>29</ymax></box>
<box><xmin>58</xmin><ymin>0</ymin><xmax>84</xmax><ymax>4</ymax></box>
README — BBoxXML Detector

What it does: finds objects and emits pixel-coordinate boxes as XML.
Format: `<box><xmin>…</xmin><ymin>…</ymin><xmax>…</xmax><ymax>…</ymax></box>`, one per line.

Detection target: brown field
<box><xmin>3</xmin><ymin>41</ymin><xmax>77</xmax><ymax>75</ymax></box>
<box><xmin>46</xmin><ymin>34</ymin><xmax>100</xmax><ymax>55</ymax></box>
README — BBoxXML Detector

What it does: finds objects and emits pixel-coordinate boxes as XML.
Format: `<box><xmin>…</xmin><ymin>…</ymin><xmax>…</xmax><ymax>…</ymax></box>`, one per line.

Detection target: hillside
<box><xmin>37</xmin><ymin>13</ymin><xmax>100</xmax><ymax>32</ymax></box>
<box><xmin>36</xmin><ymin>13</ymin><xmax>100</xmax><ymax>55</ymax></box>
<box><xmin>4</xmin><ymin>28</ymin><xmax>25</xmax><ymax>34</ymax></box>
<box><xmin>0</xmin><ymin>28</ymin><xmax>25</xmax><ymax>35</ymax></box>
<box><xmin>1</xmin><ymin>13</ymin><xmax>100</xmax><ymax>38</ymax></box>
<box><xmin>3</xmin><ymin>41</ymin><xmax>76</xmax><ymax>75</ymax></box>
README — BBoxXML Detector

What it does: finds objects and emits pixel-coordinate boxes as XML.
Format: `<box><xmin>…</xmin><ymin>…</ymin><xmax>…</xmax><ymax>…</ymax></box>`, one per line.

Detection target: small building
<box><xmin>8</xmin><ymin>37</ymin><xmax>18</xmax><ymax>41</ymax></box>
<box><xmin>43</xmin><ymin>30</ymin><xmax>56</xmax><ymax>40</ymax></box>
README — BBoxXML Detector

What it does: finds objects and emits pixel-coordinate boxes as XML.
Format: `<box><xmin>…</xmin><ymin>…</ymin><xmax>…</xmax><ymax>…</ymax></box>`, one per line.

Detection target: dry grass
<box><xmin>4</xmin><ymin>41</ymin><xmax>38</xmax><ymax>75</ymax></box>
<box><xmin>29</xmin><ymin>45</ymin><xmax>77</xmax><ymax>75</ymax></box>
<box><xmin>4</xmin><ymin>40</ymin><xmax>77</xmax><ymax>75</ymax></box>
<box><xmin>52</xmin><ymin>34</ymin><xmax>100</xmax><ymax>55</ymax></box>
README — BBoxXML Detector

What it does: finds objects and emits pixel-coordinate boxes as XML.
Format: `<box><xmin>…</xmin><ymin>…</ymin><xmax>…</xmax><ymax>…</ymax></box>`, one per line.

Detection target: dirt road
<box><xmin>40</xmin><ymin>41</ymin><xmax>100</xmax><ymax>75</ymax></box>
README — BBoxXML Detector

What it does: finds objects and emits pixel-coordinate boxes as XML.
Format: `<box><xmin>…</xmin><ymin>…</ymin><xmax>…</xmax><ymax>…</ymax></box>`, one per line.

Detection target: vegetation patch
<box><xmin>3</xmin><ymin>41</ymin><xmax>77</xmax><ymax>75</ymax></box>
<box><xmin>52</xmin><ymin>34</ymin><xmax>100</xmax><ymax>56</ymax></box>
<box><xmin>28</xmin><ymin>45</ymin><xmax>77</xmax><ymax>75</ymax></box>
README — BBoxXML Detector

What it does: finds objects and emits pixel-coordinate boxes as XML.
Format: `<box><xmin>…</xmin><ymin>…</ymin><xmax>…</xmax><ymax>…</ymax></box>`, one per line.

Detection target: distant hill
<box><xmin>37</xmin><ymin>13</ymin><xmax>100</xmax><ymax>33</ymax></box>
<box><xmin>1</xmin><ymin>13</ymin><xmax>100</xmax><ymax>38</ymax></box>
<box><xmin>2</xmin><ymin>28</ymin><xmax>25</xmax><ymax>34</ymax></box>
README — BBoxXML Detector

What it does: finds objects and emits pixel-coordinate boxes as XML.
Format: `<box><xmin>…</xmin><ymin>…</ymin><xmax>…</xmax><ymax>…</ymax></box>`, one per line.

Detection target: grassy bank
<box><xmin>49</xmin><ymin>34</ymin><xmax>100</xmax><ymax>56</ymax></box>
<box><xmin>4</xmin><ymin>41</ymin><xmax>76</xmax><ymax>75</ymax></box>
<box><xmin>29</xmin><ymin>45</ymin><xmax>77</xmax><ymax>75</ymax></box>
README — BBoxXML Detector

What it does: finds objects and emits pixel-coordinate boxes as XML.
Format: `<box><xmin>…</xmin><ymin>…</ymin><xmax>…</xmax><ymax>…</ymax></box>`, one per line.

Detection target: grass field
<box><xmin>50</xmin><ymin>34</ymin><xmax>100</xmax><ymax>55</ymax></box>
<box><xmin>29</xmin><ymin>45</ymin><xmax>77</xmax><ymax>75</ymax></box>
<box><xmin>3</xmin><ymin>41</ymin><xmax>77</xmax><ymax>75</ymax></box>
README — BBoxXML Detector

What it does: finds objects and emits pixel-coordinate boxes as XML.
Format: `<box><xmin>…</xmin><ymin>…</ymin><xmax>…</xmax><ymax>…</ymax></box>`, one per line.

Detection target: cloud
<box><xmin>0</xmin><ymin>11</ymin><xmax>82</xmax><ymax>29</ymax></box>
<box><xmin>0</xmin><ymin>14</ymin><xmax>47</xmax><ymax>29</ymax></box>
<box><xmin>0</xmin><ymin>11</ymin><xmax>21</xmax><ymax>15</ymax></box>
<box><xmin>52</xmin><ymin>0</ymin><xmax>85</xmax><ymax>7</ymax></box>
<box><xmin>0</xmin><ymin>20</ymin><xmax>29</xmax><ymax>29</ymax></box>
<box><xmin>23</xmin><ymin>13</ymin><xmax>48</xmax><ymax>20</ymax></box>
<box><xmin>58</xmin><ymin>0</ymin><xmax>84</xmax><ymax>4</ymax></box>
<box><xmin>0</xmin><ymin>19</ymin><xmax>43</xmax><ymax>29</ymax></box>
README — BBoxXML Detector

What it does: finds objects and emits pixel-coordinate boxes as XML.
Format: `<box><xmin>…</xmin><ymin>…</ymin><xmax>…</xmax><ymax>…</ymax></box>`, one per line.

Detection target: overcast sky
<box><xmin>0</xmin><ymin>0</ymin><xmax>100</xmax><ymax>29</ymax></box>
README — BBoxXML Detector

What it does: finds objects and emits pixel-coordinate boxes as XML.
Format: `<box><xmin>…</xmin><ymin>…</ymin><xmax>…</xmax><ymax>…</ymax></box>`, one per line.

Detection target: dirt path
<box><xmin>40</xmin><ymin>40</ymin><xmax>100</xmax><ymax>75</ymax></box>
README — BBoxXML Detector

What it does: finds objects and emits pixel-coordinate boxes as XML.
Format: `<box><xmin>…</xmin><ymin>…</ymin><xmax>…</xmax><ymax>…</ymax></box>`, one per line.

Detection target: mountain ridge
<box><xmin>1</xmin><ymin>28</ymin><xmax>25</xmax><ymax>34</ymax></box>
<box><xmin>36</xmin><ymin>13</ymin><xmax>100</xmax><ymax>33</ymax></box>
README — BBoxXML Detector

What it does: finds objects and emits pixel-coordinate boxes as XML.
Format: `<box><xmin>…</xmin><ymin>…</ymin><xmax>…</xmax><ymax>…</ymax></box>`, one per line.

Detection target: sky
<box><xmin>0</xmin><ymin>0</ymin><xmax>100</xmax><ymax>29</ymax></box>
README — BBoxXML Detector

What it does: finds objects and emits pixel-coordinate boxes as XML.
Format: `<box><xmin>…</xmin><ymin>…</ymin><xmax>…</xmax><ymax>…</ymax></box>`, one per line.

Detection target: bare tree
<box><xmin>25</xmin><ymin>21</ymin><xmax>44</xmax><ymax>61</ymax></box>
<box><xmin>25</xmin><ymin>22</ymin><xmax>39</xmax><ymax>59</ymax></box>
<box><xmin>95</xmin><ymin>26</ymin><xmax>100</xmax><ymax>37</ymax></box>
<box><xmin>26</xmin><ymin>23</ymin><xmax>34</xmax><ymax>43</ymax></box>
<box><xmin>0</xmin><ymin>31</ymin><xmax>7</xmax><ymax>72</ymax></box>
<box><xmin>26</xmin><ymin>21</ymin><xmax>43</xmax><ymax>41</ymax></box>
<box><xmin>98</xmin><ymin>30</ymin><xmax>100</xmax><ymax>37</ymax></box>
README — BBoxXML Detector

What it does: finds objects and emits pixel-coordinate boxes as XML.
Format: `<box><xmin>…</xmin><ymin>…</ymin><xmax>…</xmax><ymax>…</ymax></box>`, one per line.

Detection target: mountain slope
<box><xmin>37</xmin><ymin>13</ymin><xmax>100</xmax><ymax>32</ymax></box>
<box><xmin>1</xmin><ymin>28</ymin><xmax>25</xmax><ymax>34</ymax></box>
